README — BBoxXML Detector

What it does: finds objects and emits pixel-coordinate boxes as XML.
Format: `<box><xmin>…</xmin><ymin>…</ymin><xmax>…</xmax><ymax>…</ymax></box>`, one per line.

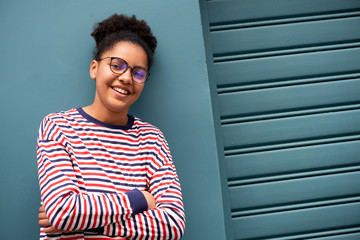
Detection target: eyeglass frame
<box><xmin>96</xmin><ymin>56</ymin><xmax>150</xmax><ymax>83</ymax></box>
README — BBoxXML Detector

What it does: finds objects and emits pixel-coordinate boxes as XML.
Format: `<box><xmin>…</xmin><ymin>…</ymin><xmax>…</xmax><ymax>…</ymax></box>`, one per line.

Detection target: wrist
<box><xmin>125</xmin><ymin>189</ymin><xmax>148</xmax><ymax>215</ymax></box>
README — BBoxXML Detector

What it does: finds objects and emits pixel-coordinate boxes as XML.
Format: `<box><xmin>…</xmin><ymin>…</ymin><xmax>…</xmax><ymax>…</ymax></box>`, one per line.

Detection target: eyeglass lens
<box><xmin>110</xmin><ymin>58</ymin><xmax>148</xmax><ymax>83</ymax></box>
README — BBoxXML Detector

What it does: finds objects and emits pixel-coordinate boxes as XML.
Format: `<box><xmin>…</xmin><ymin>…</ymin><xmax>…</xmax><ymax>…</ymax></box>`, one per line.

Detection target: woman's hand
<box><xmin>38</xmin><ymin>206</ymin><xmax>54</xmax><ymax>233</ymax></box>
<box><xmin>38</xmin><ymin>206</ymin><xmax>72</xmax><ymax>234</ymax></box>
<box><xmin>141</xmin><ymin>191</ymin><xmax>156</xmax><ymax>210</ymax></box>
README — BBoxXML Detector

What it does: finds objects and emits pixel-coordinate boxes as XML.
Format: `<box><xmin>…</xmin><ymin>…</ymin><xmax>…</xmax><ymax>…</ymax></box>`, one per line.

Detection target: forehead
<box><xmin>104</xmin><ymin>41</ymin><xmax>148</xmax><ymax>68</ymax></box>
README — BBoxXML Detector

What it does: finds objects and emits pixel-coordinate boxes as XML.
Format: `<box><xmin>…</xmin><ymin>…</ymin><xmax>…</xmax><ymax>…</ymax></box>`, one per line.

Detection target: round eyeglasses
<box><xmin>97</xmin><ymin>57</ymin><xmax>149</xmax><ymax>83</ymax></box>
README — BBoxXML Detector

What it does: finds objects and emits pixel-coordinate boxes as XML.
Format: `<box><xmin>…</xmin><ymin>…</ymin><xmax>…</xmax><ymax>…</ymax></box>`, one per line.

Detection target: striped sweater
<box><xmin>37</xmin><ymin>108</ymin><xmax>185</xmax><ymax>239</ymax></box>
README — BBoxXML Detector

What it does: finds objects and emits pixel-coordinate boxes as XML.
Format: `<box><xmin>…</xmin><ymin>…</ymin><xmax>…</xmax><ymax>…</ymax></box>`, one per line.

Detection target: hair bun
<box><xmin>91</xmin><ymin>14</ymin><xmax>157</xmax><ymax>54</ymax></box>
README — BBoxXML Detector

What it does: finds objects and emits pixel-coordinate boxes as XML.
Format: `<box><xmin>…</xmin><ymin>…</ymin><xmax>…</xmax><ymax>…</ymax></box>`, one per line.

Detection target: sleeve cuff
<box><xmin>125</xmin><ymin>189</ymin><xmax>148</xmax><ymax>215</ymax></box>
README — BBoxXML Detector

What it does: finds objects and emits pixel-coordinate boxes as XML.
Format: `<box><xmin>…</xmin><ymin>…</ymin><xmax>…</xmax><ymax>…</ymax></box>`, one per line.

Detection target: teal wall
<box><xmin>0</xmin><ymin>1</ymin><xmax>228</xmax><ymax>239</ymax></box>
<box><xmin>201</xmin><ymin>1</ymin><xmax>360</xmax><ymax>239</ymax></box>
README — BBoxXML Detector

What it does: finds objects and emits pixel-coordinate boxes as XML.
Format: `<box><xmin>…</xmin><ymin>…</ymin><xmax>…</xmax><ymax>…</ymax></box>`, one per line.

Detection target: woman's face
<box><xmin>90</xmin><ymin>41</ymin><xmax>148</xmax><ymax>118</ymax></box>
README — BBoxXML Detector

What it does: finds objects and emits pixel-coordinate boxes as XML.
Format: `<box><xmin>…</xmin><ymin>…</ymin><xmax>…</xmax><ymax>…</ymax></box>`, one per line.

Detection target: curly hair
<box><xmin>91</xmin><ymin>14</ymin><xmax>157</xmax><ymax>67</ymax></box>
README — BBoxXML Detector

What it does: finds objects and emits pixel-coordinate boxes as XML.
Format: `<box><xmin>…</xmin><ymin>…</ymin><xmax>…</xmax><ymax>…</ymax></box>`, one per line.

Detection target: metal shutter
<box><xmin>201</xmin><ymin>0</ymin><xmax>360</xmax><ymax>239</ymax></box>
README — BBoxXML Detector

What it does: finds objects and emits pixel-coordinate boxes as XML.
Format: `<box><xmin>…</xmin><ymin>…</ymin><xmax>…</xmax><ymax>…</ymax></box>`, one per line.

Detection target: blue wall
<box><xmin>0</xmin><ymin>1</ymin><xmax>228</xmax><ymax>239</ymax></box>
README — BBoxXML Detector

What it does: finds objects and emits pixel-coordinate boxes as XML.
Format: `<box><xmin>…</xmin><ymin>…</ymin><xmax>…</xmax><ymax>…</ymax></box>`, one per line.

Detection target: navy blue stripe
<box><xmin>150</xmin><ymin>210</ymin><xmax>161</xmax><ymax>240</ymax></box>
<box><xmin>133</xmin><ymin>214</ymin><xmax>139</xmax><ymax>239</ymax></box>
<box><xmin>47</xmin><ymin>123</ymin><xmax>58</xmax><ymax>137</ymax></box>
<box><xmin>42</xmin><ymin>182</ymin><xmax>76</xmax><ymax>205</ymax></box>
<box><xmin>85</xmin><ymin>195</ymin><xmax>93</xmax><ymax>230</ymax></box>
<box><xmin>55</xmin><ymin>123</ymin><xmax>160</xmax><ymax>138</ymax></box>
<box><xmin>39</xmin><ymin>173</ymin><xmax>69</xmax><ymax>194</ymax></box>
<box><xmin>111</xmin><ymin>222</ymin><xmax>116</xmax><ymax>236</ymax></box>
<box><xmin>51</xmin><ymin>195</ymin><xmax>72</xmax><ymax>227</ymax></box>
<box><xmin>163</xmin><ymin>213</ymin><xmax>173</xmax><ymax>239</ymax></box>
<box><xmin>108</xmin><ymin>195</ymin><xmax>115</xmax><ymax>234</ymax></box>
<box><xmin>121</xmin><ymin>219</ymin><xmax>127</xmax><ymax>236</ymax></box>
<box><xmin>151</xmin><ymin>177</ymin><xmax>175</xmax><ymax>186</ymax></box>
<box><xmin>97</xmin><ymin>195</ymin><xmax>103</xmax><ymax>227</ymax></box>
<box><xmin>160</xmin><ymin>195</ymin><xmax>183</xmax><ymax>203</ymax></box>
<box><xmin>143</xmin><ymin>213</ymin><xmax>150</xmax><ymax>240</ymax></box>
<box><xmin>38</xmin><ymin>163</ymin><xmax>67</xmax><ymax>191</ymax></box>
<box><xmin>167</xmin><ymin>212</ymin><xmax>183</xmax><ymax>237</ymax></box>
<box><xmin>59</xmin><ymin>197</ymin><xmax>74</xmax><ymax>230</ymax></box>
<box><xmin>73</xmin><ymin>196</ymin><xmax>81</xmax><ymax>230</ymax></box>
<box><xmin>77</xmin><ymin>107</ymin><xmax>135</xmax><ymax>130</ymax></box>
<box><xmin>152</xmin><ymin>186</ymin><xmax>176</xmax><ymax>197</ymax></box>
<box><xmin>164</xmin><ymin>205</ymin><xmax>184</xmax><ymax>221</ymax></box>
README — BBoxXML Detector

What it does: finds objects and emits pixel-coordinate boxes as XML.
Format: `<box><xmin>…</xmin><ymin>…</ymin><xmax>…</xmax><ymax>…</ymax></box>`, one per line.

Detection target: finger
<box><xmin>38</xmin><ymin>212</ymin><xmax>47</xmax><ymax>220</ymax></box>
<box><xmin>43</xmin><ymin>226</ymin><xmax>60</xmax><ymax>234</ymax></box>
<box><xmin>39</xmin><ymin>219</ymin><xmax>52</xmax><ymax>227</ymax></box>
<box><xmin>39</xmin><ymin>206</ymin><xmax>45</xmax><ymax>213</ymax></box>
<box><xmin>43</xmin><ymin>226</ymin><xmax>73</xmax><ymax>234</ymax></box>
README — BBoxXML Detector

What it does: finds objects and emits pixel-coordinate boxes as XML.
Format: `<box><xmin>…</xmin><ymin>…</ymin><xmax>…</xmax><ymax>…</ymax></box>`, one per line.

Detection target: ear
<box><xmin>89</xmin><ymin>60</ymin><xmax>98</xmax><ymax>80</ymax></box>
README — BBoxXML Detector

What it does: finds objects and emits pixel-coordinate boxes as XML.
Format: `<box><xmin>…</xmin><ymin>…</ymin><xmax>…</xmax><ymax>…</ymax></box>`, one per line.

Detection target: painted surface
<box><xmin>203</xmin><ymin>0</ymin><xmax>360</xmax><ymax>239</ymax></box>
<box><xmin>0</xmin><ymin>1</ymin><xmax>227</xmax><ymax>239</ymax></box>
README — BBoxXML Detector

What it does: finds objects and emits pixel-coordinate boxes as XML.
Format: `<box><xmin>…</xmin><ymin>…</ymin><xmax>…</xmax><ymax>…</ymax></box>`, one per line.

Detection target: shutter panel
<box><xmin>202</xmin><ymin>0</ymin><xmax>360</xmax><ymax>239</ymax></box>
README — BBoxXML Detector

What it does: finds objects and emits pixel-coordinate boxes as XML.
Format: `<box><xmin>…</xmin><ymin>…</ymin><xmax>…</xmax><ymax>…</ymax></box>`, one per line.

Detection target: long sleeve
<box><xmin>37</xmin><ymin>110</ymin><xmax>185</xmax><ymax>239</ymax></box>
<box><xmin>37</xmin><ymin>116</ymin><xmax>148</xmax><ymax>233</ymax></box>
<box><xmin>103</xmin><ymin>162</ymin><xmax>185</xmax><ymax>239</ymax></box>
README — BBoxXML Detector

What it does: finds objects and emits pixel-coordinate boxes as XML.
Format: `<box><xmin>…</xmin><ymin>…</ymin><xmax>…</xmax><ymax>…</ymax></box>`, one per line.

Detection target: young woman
<box><xmin>37</xmin><ymin>14</ymin><xmax>185</xmax><ymax>239</ymax></box>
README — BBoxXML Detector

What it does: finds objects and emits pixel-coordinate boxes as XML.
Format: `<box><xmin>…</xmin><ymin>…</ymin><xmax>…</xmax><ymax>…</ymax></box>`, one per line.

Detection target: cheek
<box><xmin>130</xmin><ymin>86</ymin><xmax>144</xmax><ymax>104</ymax></box>
<box><xmin>95</xmin><ymin>77</ymin><xmax>111</xmax><ymax>95</ymax></box>
<box><xmin>95</xmin><ymin>71</ymin><xmax>113</xmax><ymax>86</ymax></box>
<box><xmin>135</xmin><ymin>85</ymin><xmax>144</xmax><ymax>96</ymax></box>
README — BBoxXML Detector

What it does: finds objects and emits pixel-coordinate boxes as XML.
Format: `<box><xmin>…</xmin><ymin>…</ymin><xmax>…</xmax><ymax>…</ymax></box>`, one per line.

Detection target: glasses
<box><xmin>97</xmin><ymin>57</ymin><xmax>149</xmax><ymax>83</ymax></box>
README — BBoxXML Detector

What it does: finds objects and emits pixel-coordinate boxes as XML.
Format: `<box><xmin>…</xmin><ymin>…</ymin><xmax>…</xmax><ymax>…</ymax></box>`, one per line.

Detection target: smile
<box><xmin>112</xmin><ymin>87</ymin><xmax>129</xmax><ymax>95</ymax></box>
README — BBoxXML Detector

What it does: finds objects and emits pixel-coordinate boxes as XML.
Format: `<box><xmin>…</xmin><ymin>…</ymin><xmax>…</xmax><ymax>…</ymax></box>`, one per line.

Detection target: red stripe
<box><xmin>127</xmin><ymin>218</ymin><xmax>133</xmax><ymax>238</ymax></box>
<box><xmin>46</xmin><ymin>187</ymin><xmax>78</xmax><ymax>218</ymax></box>
<box><xmin>149</xmin><ymin>209</ymin><xmax>167</xmax><ymax>240</ymax></box>
<box><xmin>80</xmin><ymin>163</ymin><xmax>146</xmax><ymax>173</ymax></box>
<box><xmin>48</xmin><ymin>126</ymin><xmax>61</xmax><ymax>141</ymax></box>
<box><xmin>122</xmin><ymin>193</ymin><xmax>131</xmax><ymax>220</ymax></box>
<box><xmin>54</xmin><ymin>192</ymin><xmax>74</xmax><ymax>228</ymax></box>
<box><xmin>67</xmin><ymin>201</ymin><xmax>77</xmax><ymax>231</ymax></box>
<box><xmin>102</xmin><ymin>195</ymin><xmax>109</xmax><ymax>226</ymax></box>
<box><xmin>91</xmin><ymin>194</ymin><xmax>98</xmax><ymax>229</ymax></box>
<box><xmin>137</xmin><ymin>214</ymin><xmax>144</xmax><ymax>240</ymax></box>
<box><xmin>150</xmin><ymin>212</ymin><xmax>156</xmax><ymax>240</ymax></box>
<box><xmin>79</xmin><ymin>195</ymin><xmax>88</xmax><ymax>230</ymax></box>
<box><xmin>42</xmin><ymin>177</ymin><xmax>74</xmax><ymax>199</ymax></box>
<box><xmin>110</xmin><ymin>194</ymin><xmax>120</xmax><ymax>220</ymax></box>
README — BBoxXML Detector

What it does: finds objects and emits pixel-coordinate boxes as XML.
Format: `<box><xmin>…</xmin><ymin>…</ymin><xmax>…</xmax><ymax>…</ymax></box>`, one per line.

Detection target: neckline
<box><xmin>76</xmin><ymin>107</ymin><xmax>134</xmax><ymax>130</ymax></box>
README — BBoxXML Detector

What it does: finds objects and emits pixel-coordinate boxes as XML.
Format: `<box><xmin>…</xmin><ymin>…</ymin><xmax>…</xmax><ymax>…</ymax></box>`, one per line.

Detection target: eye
<box><xmin>133</xmin><ymin>69</ymin><xmax>147</xmax><ymax>82</ymax></box>
<box><xmin>111</xmin><ymin>59</ymin><xmax>127</xmax><ymax>72</ymax></box>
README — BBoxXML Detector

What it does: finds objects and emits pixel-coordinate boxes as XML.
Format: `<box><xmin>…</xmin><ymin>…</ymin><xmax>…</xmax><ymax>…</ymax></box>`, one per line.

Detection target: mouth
<box><xmin>112</xmin><ymin>86</ymin><xmax>129</xmax><ymax>95</ymax></box>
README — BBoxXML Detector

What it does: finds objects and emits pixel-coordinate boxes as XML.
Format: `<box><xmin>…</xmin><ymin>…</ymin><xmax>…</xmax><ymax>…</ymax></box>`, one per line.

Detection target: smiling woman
<box><xmin>36</xmin><ymin>14</ymin><xmax>185</xmax><ymax>240</ymax></box>
<box><xmin>86</xmin><ymin>41</ymin><xmax>147</xmax><ymax>126</ymax></box>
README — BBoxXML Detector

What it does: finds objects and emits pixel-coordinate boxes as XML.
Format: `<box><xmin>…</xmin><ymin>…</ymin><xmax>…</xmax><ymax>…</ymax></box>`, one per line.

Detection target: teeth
<box><xmin>112</xmin><ymin>87</ymin><xmax>129</xmax><ymax>95</ymax></box>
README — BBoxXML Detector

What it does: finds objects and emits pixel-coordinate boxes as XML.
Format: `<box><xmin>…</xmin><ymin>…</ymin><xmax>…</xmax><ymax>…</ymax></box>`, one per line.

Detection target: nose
<box><xmin>118</xmin><ymin>67</ymin><xmax>133</xmax><ymax>84</ymax></box>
